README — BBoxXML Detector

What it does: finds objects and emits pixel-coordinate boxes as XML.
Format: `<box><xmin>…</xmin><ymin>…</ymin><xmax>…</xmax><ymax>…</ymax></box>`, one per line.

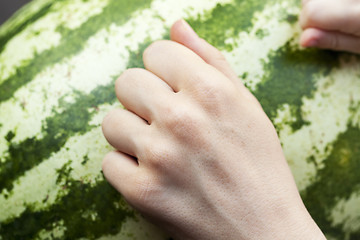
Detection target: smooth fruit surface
<box><xmin>0</xmin><ymin>0</ymin><xmax>359</xmax><ymax>239</ymax></box>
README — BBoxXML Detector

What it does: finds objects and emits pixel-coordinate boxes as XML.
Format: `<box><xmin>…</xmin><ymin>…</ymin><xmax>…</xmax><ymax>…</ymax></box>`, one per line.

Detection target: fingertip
<box><xmin>301</xmin><ymin>28</ymin><xmax>360</xmax><ymax>53</ymax></box>
<box><xmin>102</xmin><ymin>151</ymin><xmax>120</xmax><ymax>178</ymax></box>
<box><xmin>170</xmin><ymin>19</ymin><xmax>199</xmax><ymax>45</ymax></box>
<box><xmin>102</xmin><ymin>151</ymin><xmax>139</xmax><ymax>185</ymax></box>
<box><xmin>301</xmin><ymin>0</ymin><xmax>308</xmax><ymax>5</ymax></box>
<box><xmin>170</xmin><ymin>19</ymin><xmax>183</xmax><ymax>41</ymax></box>
<box><xmin>101</xmin><ymin>151</ymin><xmax>114</xmax><ymax>176</ymax></box>
<box><xmin>170</xmin><ymin>20</ymin><xmax>240</xmax><ymax>85</ymax></box>
<box><xmin>300</xmin><ymin>28</ymin><xmax>322</xmax><ymax>47</ymax></box>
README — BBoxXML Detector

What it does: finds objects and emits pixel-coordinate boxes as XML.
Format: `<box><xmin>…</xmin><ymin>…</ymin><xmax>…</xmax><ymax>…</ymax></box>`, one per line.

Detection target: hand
<box><xmin>102</xmin><ymin>19</ymin><xmax>325</xmax><ymax>240</ymax></box>
<box><xmin>300</xmin><ymin>0</ymin><xmax>360</xmax><ymax>53</ymax></box>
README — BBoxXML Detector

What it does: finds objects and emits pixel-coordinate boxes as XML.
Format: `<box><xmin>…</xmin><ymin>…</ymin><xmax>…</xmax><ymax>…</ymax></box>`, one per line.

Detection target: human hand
<box><xmin>102</xmin><ymin>19</ymin><xmax>325</xmax><ymax>240</ymax></box>
<box><xmin>300</xmin><ymin>0</ymin><xmax>360</xmax><ymax>53</ymax></box>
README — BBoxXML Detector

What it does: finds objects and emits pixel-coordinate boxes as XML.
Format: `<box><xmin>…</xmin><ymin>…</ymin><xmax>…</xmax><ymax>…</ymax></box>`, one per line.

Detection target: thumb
<box><xmin>170</xmin><ymin>19</ymin><xmax>239</xmax><ymax>84</ymax></box>
<box><xmin>300</xmin><ymin>28</ymin><xmax>360</xmax><ymax>54</ymax></box>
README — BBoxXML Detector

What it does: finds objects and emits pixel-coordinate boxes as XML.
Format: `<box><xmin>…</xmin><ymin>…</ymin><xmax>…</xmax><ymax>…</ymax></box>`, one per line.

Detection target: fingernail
<box><xmin>307</xmin><ymin>39</ymin><xmax>318</xmax><ymax>47</ymax></box>
<box><xmin>180</xmin><ymin>19</ymin><xmax>198</xmax><ymax>38</ymax></box>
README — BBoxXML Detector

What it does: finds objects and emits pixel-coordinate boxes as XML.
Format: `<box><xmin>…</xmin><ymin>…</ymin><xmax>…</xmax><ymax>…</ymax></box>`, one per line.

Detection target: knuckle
<box><xmin>198</xmin><ymin>81</ymin><xmax>237</xmax><ymax>113</ymax></box>
<box><xmin>202</xmin><ymin>80</ymin><xmax>229</xmax><ymax>99</ymax></box>
<box><xmin>191</xmin><ymin>68</ymin><xmax>232</xmax><ymax>94</ymax></box>
<box><xmin>193</xmin><ymin>71</ymin><xmax>224</xmax><ymax>94</ymax></box>
<box><xmin>140</xmin><ymin>135</ymin><xmax>179</xmax><ymax>170</ymax></box>
<box><xmin>130</xmin><ymin>176</ymin><xmax>161</xmax><ymax>210</ymax></box>
<box><xmin>301</xmin><ymin>1</ymin><xmax>317</xmax><ymax>27</ymax></box>
<box><xmin>141</xmin><ymin>142</ymin><xmax>166</xmax><ymax>168</ymax></box>
<box><xmin>162</xmin><ymin>104</ymin><xmax>201</xmax><ymax>136</ymax></box>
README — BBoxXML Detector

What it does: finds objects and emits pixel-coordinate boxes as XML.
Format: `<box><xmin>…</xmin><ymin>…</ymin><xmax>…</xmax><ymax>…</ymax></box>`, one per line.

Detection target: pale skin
<box><xmin>300</xmin><ymin>0</ymin><xmax>360</xmax><ymax>53</ymax></box>
<box><xmin>102</xmin><ymin>0</ymin><xmax>360</xmax><ymax>237</ymax></box>
<box><xmin>101</xmin><ymin>19</ymin><xmax>326</xmax><ymax>239</ymax></box>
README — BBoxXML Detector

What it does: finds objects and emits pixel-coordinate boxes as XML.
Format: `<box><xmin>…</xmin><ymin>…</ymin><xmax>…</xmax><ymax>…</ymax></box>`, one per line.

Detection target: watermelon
<box><xmin>0</xmin><ymin>0</ymin><xmax>359</xmax><ymax>239</ymax></box>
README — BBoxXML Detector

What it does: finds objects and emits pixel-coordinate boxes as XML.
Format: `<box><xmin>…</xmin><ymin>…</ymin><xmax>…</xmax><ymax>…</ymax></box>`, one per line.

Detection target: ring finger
<box><xmin>102</xmin><ymin>108</ymin><xmax>149</xmax><ymax>159</ymax></box>
<box><xmin>116</xmin><ymin>68</ymin><xmax>175</xmax><ymax>124</ymax></box>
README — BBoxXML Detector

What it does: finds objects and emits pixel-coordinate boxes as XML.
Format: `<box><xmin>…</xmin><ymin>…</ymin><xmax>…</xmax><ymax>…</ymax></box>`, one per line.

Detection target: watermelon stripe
<box><xmin>0</xmin><ymin>124</ymin><xmax>112</xmax><ymax>223</ymax></box>
<box><xmin>253</xmin><ymin>41</ymin><xmax>339</xmax><ymax>130</ymax></box>
<box><xmin>0</xmin><ymin>6</ymin><xmax>300</xmax><ymax>227</ymax></box>
<box><xmin>0</xmin><ymin>0</ymin><xmax>152</xmax><ymax>103</ymax></box>
<box><xmin>0</xmin><ymin>0</ymin><xmax>273</xmax><ymax>194</ymax></box>
<box><xmin>0</xmin><ymin>0</ymin><xmax>159</xmax><ymax>159</ymax></box>
<box><xmin>0</xmin><ymin>2</ymin><xmax>53</xmax><ymax>55</ymax></box>
<box><xmin>0</xmin><ymin>0</ymin><xmax>301</xmax><ymax>202</ymax></box>
<box><xmin>301</xmin><ymin>124</ymin><xmax>360</xmax><ymax>239</ymax></box>
<box><xmin>272</xmin><ymin>54</ymin><xmax>360</xmax><ymax>192</ymax></box>
<box><xmin>0</xmin><ymin>0</ymin><xmax>239</xmax><ymax>198</ymax></box>
<box><xmin>330</xmin><ymin>189</ymin><xmax>360</xmax><ymax>238</ymax></box>
<box><xmin>188</xmin><ymin>0</ymin><xmax>271</xmax><ymax>51</ymax></box>
<box><xmin>0</xmin><ymin>38</ymin><xmax>150</xmax><ymax>193</ymax></box>
<box><xmin>0</xmin><ymin>84</ymin><xmax>115</xmax><ymax>193</ymax></box>
<box><xmin>4</xmin><ymin>0</ymin><xmax>359</xmax><ymax>239</ymax></box>
<box><xmin>0</xmin><ymin>0</ymin><xmax>235</xmax><ymax>158</ymax></box>
<box><xmin>0</xmin><ymin>177</ymin><xmax>134</xmax><ymax>240</ymax></box>
<box><xmin>0</xmin><ymin>0</ymin><xmax>291</xmax><ymax>233</ymax></box>
<box><xmin>0</xmin><ymin>0</ymin><xmax>284</xmax><ymax>154</ymax></box>
<box><xmin>0</xmin><ymin>0</ymin><xmax>113</xmax><ymax>83</ymax></box>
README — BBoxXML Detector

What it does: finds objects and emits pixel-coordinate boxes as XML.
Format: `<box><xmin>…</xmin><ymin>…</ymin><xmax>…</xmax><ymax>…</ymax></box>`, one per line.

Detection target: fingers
<box><xmin>170</xmin><ymin>19</ymin><xmax>240</xmax><ymax>84</ymax></box>
<box><xmin>102</xmin><ymin>108</ymin><xmax>149</xmax><ymax>158</ymax></box>
<box><xmin>300</xmin><ymin>28</ymin><xmax>360</xmax><ymax>54</ymax></box>
<box><xmin>102</xmin><ymin>151</ymin><xmax>144</xmax><ymax>202</ymax></box>
<box><xmin>116</xmin><ymin>68</ymin><xmax>175</xmax><ymax>123</ymax></box>
<box><xmin>300</xmin><ymin>0</ymin><xmax>360</xmax><ymax>35</ymax></box>
<box><xmin>301</xmin><ymin>0</ymin><xmax>311</xmax><ymax>6</ymax></box>
<box><xmin>143</xmin><ymin>39</ymin><xmax>231</xmax><ymax>93</ymax></box>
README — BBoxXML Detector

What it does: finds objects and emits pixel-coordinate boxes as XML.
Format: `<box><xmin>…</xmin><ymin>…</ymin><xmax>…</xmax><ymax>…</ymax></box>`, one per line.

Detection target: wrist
<box><xmin>256</xmin><ymin>202</ymin><xmax>326</xmax><ymax>240</ymax></box>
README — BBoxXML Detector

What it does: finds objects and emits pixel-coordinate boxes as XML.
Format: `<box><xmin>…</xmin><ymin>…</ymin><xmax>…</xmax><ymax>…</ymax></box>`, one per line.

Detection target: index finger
<box><xmin>143</xmin><ymin>40</ymin><xmax>233</xmax><ymax>93</ymax></box>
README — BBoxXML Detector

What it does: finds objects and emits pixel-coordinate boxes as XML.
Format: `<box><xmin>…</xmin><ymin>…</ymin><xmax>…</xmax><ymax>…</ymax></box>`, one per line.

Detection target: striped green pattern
<box><xmin>0</xmin><ymin>0</ymin><xmax>359</xmax><ymax>239</ymax></box>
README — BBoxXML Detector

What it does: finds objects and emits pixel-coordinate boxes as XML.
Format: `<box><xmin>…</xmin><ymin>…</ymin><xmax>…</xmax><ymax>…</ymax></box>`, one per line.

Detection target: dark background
<box><xmin>0</xmin><ymin>0</ymin><xmax>32</xmax><ymax>25</ymax></box>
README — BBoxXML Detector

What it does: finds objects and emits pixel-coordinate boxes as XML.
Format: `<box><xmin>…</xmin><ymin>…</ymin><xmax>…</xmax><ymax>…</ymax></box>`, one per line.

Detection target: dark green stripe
<box><xmin>2</xmin><ymin>1</ymin><xmax>347</xmax><ymax>239</ymax></box>
<box><xmin>0</xmin><ymin>165</ymin><xmax>134</xmax><ymax>239</ymax></box>
<box><xmin>0</xmin><ymin>0</ymin><xmax>269</xmax><ymax>194</ymax></box>
<box><xmin>253</xmin><ymin>41</ymin><xmax>340</xmax><ymax>130</ymax></box>
<box><xmin>0</xmin><ymin>41</ymin><xmax>152</xmax><ymax>239</ymax></box>
<box><xmin>0</xmin><ymin>0</ymin><xmax>151</xmax><ymax>103</ymax></box>
<box><xmin>0</xmin><ymin>1</ymin><xmax>275</xmax><ymax>236</ymax></box>
<box><xmin>301</xmin><ymin>124</ymin><xmax>360</xmax><ymax>239</ymax></box>
<box><xmin>0</xmin><ymin>40</ymin><xmax>150</xmax><ymax>194</ymax></box>
<box><xmin>0</xmin><ymin>84</ymin><xmax>112</xmax><ymax>193</ymax></box>
<box><xmin>188</xmin><ymin>0</ymin><xmax>271</xmax><ymax>51</ymax></box>
<box><xmin>0</xmin><ymin>2</ymin><xmax>54</xmax><ymax>55</ymax></box>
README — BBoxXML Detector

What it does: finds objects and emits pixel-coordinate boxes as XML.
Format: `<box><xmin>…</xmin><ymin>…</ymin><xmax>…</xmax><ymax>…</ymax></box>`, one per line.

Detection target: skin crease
<box><xmin>101</xmin><ymin>20</ymin><xmax>326</xmax><ymax>239</ymax></box>
<box><xmin>300</xmin><ymin>0</ymin><xmax>360</xmax><ymax>53</ymax></box>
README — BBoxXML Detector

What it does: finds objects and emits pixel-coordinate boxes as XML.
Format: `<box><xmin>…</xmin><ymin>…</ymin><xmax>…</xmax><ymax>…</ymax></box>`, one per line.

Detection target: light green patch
<box><xmin>301</xmin><ymin>125</ymin><xmax>360</xmax><ymax>239</ymax></box>
<box><xmin>0</xmin><ymin>0</ymin><xmax>111</xmax><ymax>82</ymax></box>
<box><xmin>275</xmin><ymin>55</ymin><xmax>360</xmax><ymax>194</ymax></box>
<box><xmin>0</xmin><ymin>0</ymin><xmax>152</xmax><ymax>103</ymax></box>
<box><xmin>254</xmin><ymin>40</ymin><xmax>339</xmax><ymax>130</ymax></box>
<box><xmin>187</xmin><ymin>0</ymin><xmax>271</xmax><ymax>51</ymax></box>
<box><xmin>0</xmin><ymin>0</ymin><xmax>54</xmax><ymax>55</ymax></box>
<box><xmin>331</xmin><ymin>190</ymin><xmax>360</xmax><ymax>239</ymax></box>
<box><xmin>2</xmin><ymin>0</ymin><xmax>359</xmax><ymax>239</ymax></box>
<box><xmin>219</xmin><ymin>1</ymin><xmax>300</xmax><ymax>91</ymax></box>
<box><xmin>255</xmin><ymin>28</ymin><xmax>269</xmax><ymax>39</ymax></box>
<box><xmin>0</xmin><ymin>177</ymin><xmax>134</xmax><ymax>239</ymax></box>
<box><xmin>0</xmin><ymin>82</ymin><xmax>116</xmax><ymax>193</ymax></box>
